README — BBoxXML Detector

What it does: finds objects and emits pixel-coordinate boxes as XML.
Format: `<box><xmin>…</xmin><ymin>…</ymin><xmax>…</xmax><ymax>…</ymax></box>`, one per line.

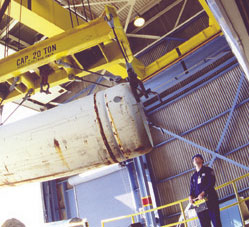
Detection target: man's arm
<box><xmin>199</xmin><ymin>168</ymin><xmax>216</xmax><ymax>199</ymax></box>
<box><xmin>189</xmin><ymin>176</ymin><xmax>195</xmax><ymax>204</ymax></box>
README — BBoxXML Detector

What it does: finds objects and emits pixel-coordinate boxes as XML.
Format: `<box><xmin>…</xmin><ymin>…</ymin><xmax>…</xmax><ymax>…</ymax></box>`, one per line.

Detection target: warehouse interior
<box><xmin>0</xmin><ymin>0</ymin><xmax>249</xmax><ymax>226</ymax></box>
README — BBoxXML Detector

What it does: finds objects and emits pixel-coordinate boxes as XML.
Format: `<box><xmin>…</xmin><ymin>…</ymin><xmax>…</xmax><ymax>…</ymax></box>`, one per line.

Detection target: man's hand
<box><xmin>198</xmin><ymin>191</ymin><xmax>205</xmax><ymax>200</ymax></box>
<box><xmin>189</xmin><ymin>196</ymin><xmax>194</xmax><ymax>204</ymax></box>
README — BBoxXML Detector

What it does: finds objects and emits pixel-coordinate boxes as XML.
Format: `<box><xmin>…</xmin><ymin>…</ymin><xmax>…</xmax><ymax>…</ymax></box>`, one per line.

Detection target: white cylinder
<box><xmin>0</xmin><ymin>83</ymin><xmax>152</xmax><ymax>186</ymax></box>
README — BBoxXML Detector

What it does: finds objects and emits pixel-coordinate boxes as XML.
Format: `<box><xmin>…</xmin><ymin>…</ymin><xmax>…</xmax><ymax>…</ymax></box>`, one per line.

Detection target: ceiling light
<box><xmin>134</xmin><ymin>16</ymin><xmax>145</xmax><ymax>27</ymax></box>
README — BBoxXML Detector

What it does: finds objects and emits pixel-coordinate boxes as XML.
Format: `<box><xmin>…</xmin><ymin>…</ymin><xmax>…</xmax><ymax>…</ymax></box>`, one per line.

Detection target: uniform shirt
<box><xmin>190</xmin><ymin>166</ymin><xmax>218</xmax><ymax>201</ymax></box>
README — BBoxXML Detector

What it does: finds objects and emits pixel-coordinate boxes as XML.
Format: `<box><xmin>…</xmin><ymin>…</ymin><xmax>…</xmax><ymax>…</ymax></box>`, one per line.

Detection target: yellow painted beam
<box><xmin>0</xmin><ymin>2</ymin><xmax>223</xmax><ymax>105</ymax></box>
<box><xmin>0</xmin><ymin>5</ymin><xmax>143</xmax><ymax>104</ymax></box>
<box><xmin>144</xmin><ymin>19</ymin><xmax>222</xmax><ymax>80</ymax></box>
<box><xmin>105</xmin><ymin>5</ymin><xmax>133</xmax><ymax>58</ymax></box>
<box><xmin>0</xmin><ymin>17</ymin><xmax>113</xmax><ymax>83</ymax></box>
<box><xmin>1</xmin><ymin>0</ymin><xmax>84</xmax><ymax>37</ymax></box>
<box><xmin>198</xmin><ymin>0</ymin><xmax>220</xmax><ymax>30</ymax></box>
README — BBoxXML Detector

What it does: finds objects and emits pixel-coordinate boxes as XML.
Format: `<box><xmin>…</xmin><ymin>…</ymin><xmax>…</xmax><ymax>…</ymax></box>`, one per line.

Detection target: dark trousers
<box><xmin>197</xmin><ymin>202</ymin><xmax>222</xmax><ymax>227</ymax></box>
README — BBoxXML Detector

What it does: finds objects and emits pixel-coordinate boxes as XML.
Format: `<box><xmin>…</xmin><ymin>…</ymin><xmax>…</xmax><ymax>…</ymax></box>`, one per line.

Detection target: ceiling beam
<box><xmin>117</xmin><ymin>2</ymin><xmax>129</xmax><ymax>14</ymax></box>
<box><xmin>0</xmin><ymin>19</ymin><xmax>18</xmax><ymax>39</ymax></box>
<box><xmin>124</xmin><ymin>0</ymin><xmax>136</xmax><ymax>33</ymax></box>
<box><xmin>135</xmin><ymin>9</ymin><xmax>205</xmax><ymax>56</ymax></box>
<box><xmin>8</xmin><ymin>34</ymin><xmax>30</xmax><ymax>47</ymax></box>
<box><xmin>131</xmin><ymin>0</ymin><xmax>184</xmax><ymax>34</ymax></box>
<box><xmin>0</xmin><ymin>19</ymin><xmax>29</xmax><ymax>50</ymax></box>
<box><xmin>174</xmin><ymin>0</ymin><xmax>188</xmax><ymax>28</ymax></box>
<box><xmin>126</xmin><ymin>34</ymin><xmax>160</xmax><ymax>40</ymax></box>
<box><xmin>0</xmin><ymin>0</ymin><xmax>11</xmax><ymax>24</ymax></box>
<box><xmin>1</xmin><ymin>0</ymin><xmax>85</xmax><ymax>38</ymax></box>
<box><xmin>64</xmin><ymin>0</ymin><xmax>129</xmax><ymax>8</ymax></box>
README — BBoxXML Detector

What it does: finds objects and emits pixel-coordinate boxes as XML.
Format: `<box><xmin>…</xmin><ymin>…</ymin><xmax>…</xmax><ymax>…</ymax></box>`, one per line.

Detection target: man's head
<box><xmin>2</xmin><ymin>218</ymin><xmax>25</xmax><ymax>227</ymax></box>
<box><xmin>192</xmin><ymin>154</ymin><xmax>204</xmax><ymax>168</ymax></box>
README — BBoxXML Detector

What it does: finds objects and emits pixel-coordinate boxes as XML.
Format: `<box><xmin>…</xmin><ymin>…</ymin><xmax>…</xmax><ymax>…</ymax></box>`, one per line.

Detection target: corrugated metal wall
<box><xmin>146</xmin><ymin>66</ymin><xmax>249</xmax><ymax>224</ymax></box>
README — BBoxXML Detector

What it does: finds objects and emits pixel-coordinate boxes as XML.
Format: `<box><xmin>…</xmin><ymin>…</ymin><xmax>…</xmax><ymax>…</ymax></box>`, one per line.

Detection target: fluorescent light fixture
<box><xmin>134</xmin><ymin>16</ymin><xmax>145</xmax><ymax>27</ymax></box>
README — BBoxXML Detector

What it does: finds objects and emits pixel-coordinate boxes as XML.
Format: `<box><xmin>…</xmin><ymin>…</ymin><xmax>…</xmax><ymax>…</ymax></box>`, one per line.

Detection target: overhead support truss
<box><xmin>0</xmin><ymin>5</ymin><xmax>145</xmax><ymax>104</ymax></box>
<box><xmin>0</xmin><ymin>0</ymin><xmax>222</xmax><ymax>105</ymax></box>
<box><xmin>0</xmin><ymin>0</ymin><xmax>85</xmax><ymax>38</ymax></box>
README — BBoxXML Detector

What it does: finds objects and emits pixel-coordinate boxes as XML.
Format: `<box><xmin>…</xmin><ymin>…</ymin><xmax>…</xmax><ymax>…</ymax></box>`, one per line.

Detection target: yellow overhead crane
<box><xmin>0</xmin><ymin>3</ymin><xmax>146</xmax><ymax>104</ymax></box>
<box><xmin>0</xmin><ymin>0</ymin><xmax>221</xmax><ymax>105</ymax></box>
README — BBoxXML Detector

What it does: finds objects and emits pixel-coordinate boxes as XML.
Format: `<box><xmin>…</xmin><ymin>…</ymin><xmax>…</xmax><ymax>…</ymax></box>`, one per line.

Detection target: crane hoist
<box><xmin>0</xmin><ymin>5</ymin><xmax>148</xmax><ymax>106</ymax></box>
<box><xmin>0</xmin><ymin>5</ymin><xmax>153</xmax><ymax>186</ymax></box>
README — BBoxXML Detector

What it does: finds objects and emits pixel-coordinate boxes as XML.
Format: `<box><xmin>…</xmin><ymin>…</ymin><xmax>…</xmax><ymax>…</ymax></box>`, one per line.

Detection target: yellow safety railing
<box><xmin>101</xmin><ymin>173</ymin><xmax>249</xmax><ymax>227</ymax></box>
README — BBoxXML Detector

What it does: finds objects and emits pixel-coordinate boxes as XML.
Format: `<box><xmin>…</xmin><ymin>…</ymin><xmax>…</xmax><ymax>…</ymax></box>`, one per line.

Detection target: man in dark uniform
<box><xmin>189</xmin><ymin>154</ymin><xmax>222</xmax><ymax>227</ymax></box>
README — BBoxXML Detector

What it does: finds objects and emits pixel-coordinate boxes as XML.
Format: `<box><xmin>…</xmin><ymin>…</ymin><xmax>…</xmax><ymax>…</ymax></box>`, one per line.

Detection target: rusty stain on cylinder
<box><xmin>135</xmin><ymin>146</ymin><xmax>145</xmax><ymax>153</ymax></box>
<box><xmin>3</xmin><ymin>179</ymin><xmax>15</xmax><ymax>186</ymax></box>
<box><xmin>54</xmin><ymin>139</ymin><xmax>70</xmax><ymax>169</ymax></box>
<box><xmin>0</xmin><ymin>158</ymin><xmax>118</xmax><ymax>187</ymax></box>
<box><xmin>93</xmin><ymin>93</ymin><xmax>117</xmax><ymax>163</ymax></box>
<box><xmin>4</xmin><ymin>164</ymin><xmax>9</xmax><ymax>173</ymax></box>
<box><xmin>125</xmin><ymin>149</ymin><xmax>132</xmax><ymax>156</ymax></box>
<box><xmin>104</xmin><ymin>94</ymin><xmax>128</xmax><ymax>160</ymax></box>
<box><xmin>3</xmin><ymin>173</ymin><xmax>14</xmax><ymax>176</ymax></box>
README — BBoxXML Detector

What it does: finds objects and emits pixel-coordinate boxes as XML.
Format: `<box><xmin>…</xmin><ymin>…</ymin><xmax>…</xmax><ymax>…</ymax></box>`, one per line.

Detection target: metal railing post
<box><xmin>232</xmin><ymin>181</ymin><xmax>245</xmax><ymax>227</ymax></box>
<box><xmin>131</xmin><ymin>216</ymin><xmax>135</xmax><ymax>224</ymax></box>
<box><xmin>179</xmin><ymin>202</ymin><xmax>187</xmax><ymax>227</ymax></box>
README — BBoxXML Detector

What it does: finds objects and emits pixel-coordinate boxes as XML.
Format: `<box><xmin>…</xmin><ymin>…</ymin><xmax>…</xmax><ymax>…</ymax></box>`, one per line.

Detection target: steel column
<box><xmin>42</xmin><ymin>182</ymin><xmax>53</xmax><ymax>222</ymax></box>
<box><xmin>61</xmin><ymin>182</ymin><xmax>70</xmax><ymax>219</ymax></box>
<box><xmin>209</xmin><ymin>73</ymin><xmax>245</xmax><ymax>167</ymax></box>
<box><xmin>134</xmin><ymin>156</ymin><xmax>157</xmax><ymax>227</ymax></box>
<box><xmin>150</xmin><ymin>123</ymin><xmax>249</xmax><ymax>171</ymax></box>
<box><xmin>126</xmin><ymin>161</ymin><xmax>143</xmax><ymax>223</ymax></box>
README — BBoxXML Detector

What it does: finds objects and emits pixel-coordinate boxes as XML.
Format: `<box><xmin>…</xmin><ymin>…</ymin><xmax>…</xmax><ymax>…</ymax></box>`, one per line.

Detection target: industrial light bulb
<box><xmin>134</xmin><ymin>16</ymin><xmax>145</xmax><ymax>27</ymax></box>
